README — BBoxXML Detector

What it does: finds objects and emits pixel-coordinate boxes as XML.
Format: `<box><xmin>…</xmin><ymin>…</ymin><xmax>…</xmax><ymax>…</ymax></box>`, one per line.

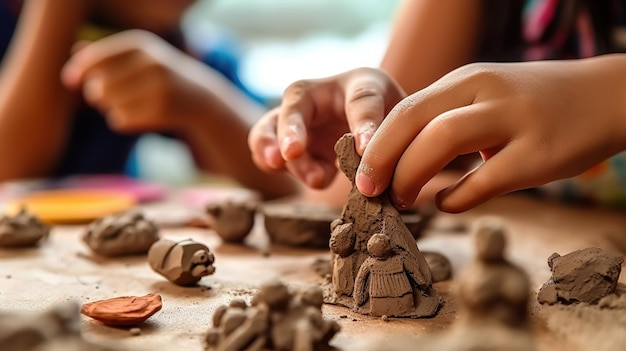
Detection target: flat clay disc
<box><xmin>81</xmin><ymin>293</ymin><xmax>162</xmax><ymax>326</ymax></box>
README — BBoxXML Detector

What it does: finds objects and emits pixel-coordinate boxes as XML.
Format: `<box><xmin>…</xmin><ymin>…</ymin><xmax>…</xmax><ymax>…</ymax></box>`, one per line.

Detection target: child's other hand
<box><xmin>357</xmin><ymin>56</ymin><xmax>626</xmax><ymax>212</ymax></box>
<box><xmin>248</xmin><ymin>68</ymin><xmax>406</xmax><ymax>188</ymax></box>
<box><xmin>61</xmin><ymin>30</ymin><xmax>207</xmax><ymax>133</ymax></box>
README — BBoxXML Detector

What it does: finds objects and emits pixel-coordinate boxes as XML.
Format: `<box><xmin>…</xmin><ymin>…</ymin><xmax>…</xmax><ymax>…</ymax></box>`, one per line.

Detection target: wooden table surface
<box><xmin>1</xmin><ymin>193</ymin><xmax>625</xmax><ymax>351</ymax></box>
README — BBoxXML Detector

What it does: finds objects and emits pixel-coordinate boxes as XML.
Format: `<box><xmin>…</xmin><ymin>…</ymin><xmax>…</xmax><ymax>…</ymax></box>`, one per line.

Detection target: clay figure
<box><xmin>354</xmin><ymin>233</ymin><xmax>429</xmax><ymax>316</ymax></box>
<box><xmin>327</xmin><ymin>133</ymin><xmax>440</xmax><ymax>317</ymax></box>
<box><xmin>537</xmin><ymin>247</ymin><xmax>624</xmax><ymax>305</ymax></box>
<box><xmin>81</xmin><ymin>293</ymin><xmax>163</xmax><ymax>326</ymax></box>
<box><xmin>0</xmin><ymin>207</ymin><xmax>49</xmax><ymax>247</ymax></box>
<box><xmin>148</xmin><ymin>238</ymin><xmax>215</xmax><ymax>286</ymax></box>
<box><xmin>83</xmin><ymin>211</ymin><xmax>159</xmax><ymax>256</ymax></box>
<box><xmin>205</xmin><ymin>280</ymin><xmax>339</xmax><ymax>351</ymax></box>
<box><xmin>206</xmin><ymin>200</ymin><xmax>257</xmax><ymax>243</ymax></box>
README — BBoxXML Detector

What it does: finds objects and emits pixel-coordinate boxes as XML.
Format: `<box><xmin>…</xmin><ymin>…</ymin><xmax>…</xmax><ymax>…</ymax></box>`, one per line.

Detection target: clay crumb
<box><xmin>129</xmin><ymin>327</ymin><xmax>141</xmax><ymax>336</ymax></box>
<box><xmin>381</xmin><ymin>315</ymin><xmax>389</xmax><ymax>322</ymax></box>
<box><xmin>339</xmin><ymin>315</ymin><xmax>348</xmax><ymax>319</ymax></box>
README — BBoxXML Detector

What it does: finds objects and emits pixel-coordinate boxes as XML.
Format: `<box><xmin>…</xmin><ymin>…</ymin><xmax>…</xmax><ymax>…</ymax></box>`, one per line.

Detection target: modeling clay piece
<box><xmin>148</xmin><ymin>238</ymin><xmax>215</xmax><ymax>286</ymax></box>
<box><xmin>83</xmin><ymin>211</ymin><xmax>159</xmax><ymax>256</ymax></box>
<box><xmin>81</xmin><ymin>294</ymin><xmax>163</xmax><ymax>326</ymax></box>
<box><xmin>537</xmin><ymin>247</ymin><xmax>623</xmax><ymax>305</ymax></box>
<box><xmin>423</xmin><ymin>251</ymin><xmax>452</xmax><ymax>282</ymax></box>
<box><xmin>0</xmin><ymin>301</ymin><xmax>121</xmax><ymax>351</ymax></box>
<box><xmin>0</xmin><ymin>208</ymin><xmax>49</xmax><ymax>247</ymax></box>
<box><xmin>327</xmin><ymin>134</ymin><xmax>440</xmax><ymax>317</ymax></box>
<box><xmin>205</xmin><ymin>280</ymin><xmax>339</xmax><ymax>351</ymax></box>
<box><xmin>206</xmin><ymin>200</ymin><xmax>257</xmax><ymax>243</ymax></box>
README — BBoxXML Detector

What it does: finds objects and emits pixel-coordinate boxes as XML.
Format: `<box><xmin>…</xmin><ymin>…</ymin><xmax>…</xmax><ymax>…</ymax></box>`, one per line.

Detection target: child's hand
<box><xmin>61</xmin><ymin>30</ymin><xmax>209</xmax><ymax>133</ymax></box>
<box><xmin>356</xmin><ymin>56</ymin><xmax>626</xmax><ymax>212</ymax></box>
<box><xmin>248</xmin><ymin>68</ymin><xmax>406</xmax><ymax>188</ymax></box>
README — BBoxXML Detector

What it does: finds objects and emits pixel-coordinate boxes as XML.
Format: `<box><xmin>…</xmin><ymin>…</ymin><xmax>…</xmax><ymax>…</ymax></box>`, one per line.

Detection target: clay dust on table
<box><xmin>148</xmin><ymin>238</ymin><xmax>216</xmax><ymax>286</ymax></box>
<box><xmin>326</xmin><ymin>133</ymin><xmax>440</xmax><ymax>318</ymax></box>
<box><xmin>0</xmin><ymin>207</ymin><xmax>49</xmax><ymax>248</ymax></box>
<box><xmin>82</xmin><ymin>210</ymin><xmax>159</xmax><ymax>257</ymax></box>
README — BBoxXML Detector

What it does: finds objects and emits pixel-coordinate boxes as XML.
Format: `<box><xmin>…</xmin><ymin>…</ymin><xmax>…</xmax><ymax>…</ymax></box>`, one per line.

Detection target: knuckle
<box><xmin>282</xmin><ymin>80</ymin><xmax>311</xmax><ymax>105</ymax></box>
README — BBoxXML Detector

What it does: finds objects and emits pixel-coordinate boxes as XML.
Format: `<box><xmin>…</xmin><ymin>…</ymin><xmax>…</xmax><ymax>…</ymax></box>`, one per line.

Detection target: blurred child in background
<box><xmin>0</xmin><ymin>0</ymin><xmax>298</xmax><ymax>199</ymax></box>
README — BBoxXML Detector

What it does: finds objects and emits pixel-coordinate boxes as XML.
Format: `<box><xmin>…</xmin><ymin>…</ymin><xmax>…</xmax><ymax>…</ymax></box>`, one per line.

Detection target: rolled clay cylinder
<box><xmin>0</xmin><ymin>208</ymin><xmax>49</xmax><ymax>248</ymax></box>
<box><xmin>83</xmin><ymin>211</ymin><xmax>159</xmax><ymax>256</ymax></box>
<box><xmin>148</xmin><ymin>238</ymin><xmax>215</xmax><ymax>286</ymax></box>
<box><xmin>206</xmin><ymin>200</ymin><xmax>257</xmax><ymax>243</ymax></box>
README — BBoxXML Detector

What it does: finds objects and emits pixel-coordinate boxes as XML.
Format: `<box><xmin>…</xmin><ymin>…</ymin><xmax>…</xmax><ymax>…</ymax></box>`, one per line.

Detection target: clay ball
<box><xmin>474</xmin><ymin>219</ymin><xmax>506</xmax><ymax>262</ymax></box>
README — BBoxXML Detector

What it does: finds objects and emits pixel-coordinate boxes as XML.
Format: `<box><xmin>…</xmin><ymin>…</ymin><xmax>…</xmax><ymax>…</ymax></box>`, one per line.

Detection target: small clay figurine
<box><xmin>83</xmin><ymin>211</ymin><xmax>159</xmax><ymax>256</ymax></box>
<box><xmin>327</xmin><ymin>133</ymin><xmax>440</xmax><ymax>318</ymax></box>
<box><xmin>0</xmin><ymin>207</ymin><xmax>49</xmax><ymax>248</ymax></box>
<box><xmin>354</xmin><ymin>233</ymin><xmax>429</xmax><ymax>316</ymax></box>
<box><xmin>423</xmin><ymin>251</ymin><xmax>452</xmax><ymax>282</ymax></box>
<box><xmin>205</xmin><ymin>280</ymin><xmax>339</xmax><ymax>351</ymax></box>
<box><xmin>537</xmin><ymin>247</ymin><xmax>623</xmax><ymax>305</ymax></box>
<box><xmin>148</xmin><ymin>238</ymin><xmax>215</xmax><ymax>286</ymax></box>
<box><xmin>206</xmin><ymin>200</ymin><xmax>257</xmax><ymax>243</ymax></box>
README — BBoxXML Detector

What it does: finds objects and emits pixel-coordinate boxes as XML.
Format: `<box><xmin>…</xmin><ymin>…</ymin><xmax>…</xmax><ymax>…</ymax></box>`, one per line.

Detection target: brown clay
<box><xmin>364</xmin><ymin>219</ymin><xmax>534</xmax><ymax>351</ymax></box>
<box><xmin>327</xmin><ymin>133</ymin><xmax>440</xmax><ymax>318</ymax></box>
<box><xmin>206</xmin><ymin>200</ymin><xmax>257</xmax><ymax>243</ymax></box>
<box><xmin>0</xmin><ymin>301</ymin><xmax>125</xmax><ymax>351</ymax></box>
<box><xmin>82</xmin><ymin>211</ymin><xmax>159</xmax><ymax>257</ymax></box>
<box><xmin>148</xmin><ymin>238</ymin><xmax>215</xmax><ymax>286</ymax></box>
<box><xmin>423</xmin><ymin>251</ymin><xmax>452</xmax><ymax>282</ymax></box>
<box><xmin>205</xmin><ymin>280</ymin><xmax>339</xmax><ymax>351</ymax></box>
<box><xmin>537</xmin><ymin>247</ymin><xmax>623</xmax><ymax>305</ymax></box>
<box><xmin>0</xmin><ymin>208</ymin><xmax>49</xmax><ymax>248</ymax></box>
<box><xmin>263</xmin><ymin>203</ymin><xmax>426</xmax><ymax>249</ymax></box>
<box><xmin>80</xmin><ymin>293</ymin><xmax>162</xmax><ymax>326</ymax></box>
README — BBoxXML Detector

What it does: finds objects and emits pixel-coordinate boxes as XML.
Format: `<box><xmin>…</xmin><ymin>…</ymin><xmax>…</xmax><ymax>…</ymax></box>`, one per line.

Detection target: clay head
<box><xmin>367</xmin><ymin>233</ymin><xmax>392</xmax><ymax>259</ymax></box>
<box><xmin>300</xmin><ymin>285</ymin><xmax>324</xmax><ymax>309</ymax></box>
<box><xmin>474</xmin><ymin>219</ymin><xmax>506</xmax><ymax>262</ymax></box>
<box><xmin>256</xmin><ymin>280</ymin><xmax>291</xmax><ymax>310</ymax></box>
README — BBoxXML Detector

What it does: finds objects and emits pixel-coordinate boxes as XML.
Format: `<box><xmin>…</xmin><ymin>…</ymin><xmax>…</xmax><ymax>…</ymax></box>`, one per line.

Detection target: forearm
<box><xmin>180</xmin><ymin>67</ymin><xmax>301</xmax><ymax>200</ymax></box>
<box><xmin>380</xmin><ymin>0</ymin><xmax>482</xmax><ymax>94</ymax></box>
<box><xmin>0</xmin><ymin>0</ymin><xmax>88</xmax><ymax>179</ymax></box>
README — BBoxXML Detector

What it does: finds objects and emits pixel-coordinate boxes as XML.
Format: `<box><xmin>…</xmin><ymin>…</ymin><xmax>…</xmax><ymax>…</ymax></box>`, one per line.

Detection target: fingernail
<box><xmin>356</xmin><ymin>172</ymin><xmax>376</xmax><ymax>196</ymax></box>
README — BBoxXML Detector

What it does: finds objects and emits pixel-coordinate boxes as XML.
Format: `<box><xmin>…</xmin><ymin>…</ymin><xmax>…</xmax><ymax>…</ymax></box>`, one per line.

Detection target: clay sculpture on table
<box><xmin>83</xmin><ymin>211</ymin><xmax>159</xmax><ymax>256</ymax></box>
<box><xmin>148</xmin><ymin>238</ymin><xmax>215</xmax><ymax>286</ymax></box>
<box><xmin>206</xmin><ymin>200</ymin><xmax>257</xmax><ymax>243</ymax></box>
<box><xmin>81</xmin><ymin>293</ymin><xmax>163</xmax><ymax>326</ymax></box>
<box><xmin>327</xmin><ymin>133</ymin><xmax>440</xmax><ymax>318</ymax></box>
<box><xmin>0</xmin><ymin>207</ymin><xmax>49</xmax><ymax>247</ymax></box>
<box><xmin>537</xmin><ymin>247</ymin><xmax>624</xmax><ymax>305</ymax></box>
<box><xmin>205</xmin><ymin>280</ymin><xmax>339</xmax><ymax>351</ymax></box>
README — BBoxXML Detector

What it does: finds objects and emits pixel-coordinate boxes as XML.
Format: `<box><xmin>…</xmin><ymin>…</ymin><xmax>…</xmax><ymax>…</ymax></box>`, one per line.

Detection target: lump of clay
<box><xmin>81</xmin><ymin>293</ymin><xmax>162</xmax><ymax>326</ymax></box>
<box><xmin>148</xmin><ymin>238</ymin><xmax>215</xmax><ymax>286</ymax></box>
<box><xmin>262</xmin><ymin>202</ymin><xmax>341</xmax><ymax>248</ymax></box>
<box><xmin>423</xmin><ymin>251</ymin><xmax>452</xmax><ymax>282</ymax></box>
<box><xmin>83</xmin><ymin>211</ymin><xmax>159</xmax><ymax>257</ymax></box>
<box><xmin>206</xmin><ymin>200</ymin><xmax>257</xmax><ymax>243</ymax></box>
<box><xmin>327</xmin><ymin>134</ymin><xmax>440</xmax><ymax>318</ymax></box>
<box><xmin>205</xmin><ymin>279</ymin><xmax>339</xmax><ymax>351</ymax></box>
<box><xmin>537</xmin><ymin>247</ymin><xmax>624</xmax><ymax>305</ymax></box>
<box><xmin>0</xmin><ymin>208</ymin><xmax>49</xmax><ymax>248</ymax></box>
<box><xmin>0</xmin><ymin>301</ymin><xmax>121</xmax><ymax>351</ymax></box>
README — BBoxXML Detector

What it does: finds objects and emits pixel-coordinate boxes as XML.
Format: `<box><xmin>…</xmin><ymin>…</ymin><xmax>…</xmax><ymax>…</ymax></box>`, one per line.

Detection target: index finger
<box><xmin>355</xmin><ymin>74</ymin><xmax>477</xmax><ymax>198</ymax></box>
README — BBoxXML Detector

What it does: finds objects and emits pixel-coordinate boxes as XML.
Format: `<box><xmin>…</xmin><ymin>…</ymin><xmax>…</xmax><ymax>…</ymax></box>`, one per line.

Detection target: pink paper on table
<box><xmin>57</xmin><ymin>175</ymin><xmax>167</xmax><ymax>203</ymax></box>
